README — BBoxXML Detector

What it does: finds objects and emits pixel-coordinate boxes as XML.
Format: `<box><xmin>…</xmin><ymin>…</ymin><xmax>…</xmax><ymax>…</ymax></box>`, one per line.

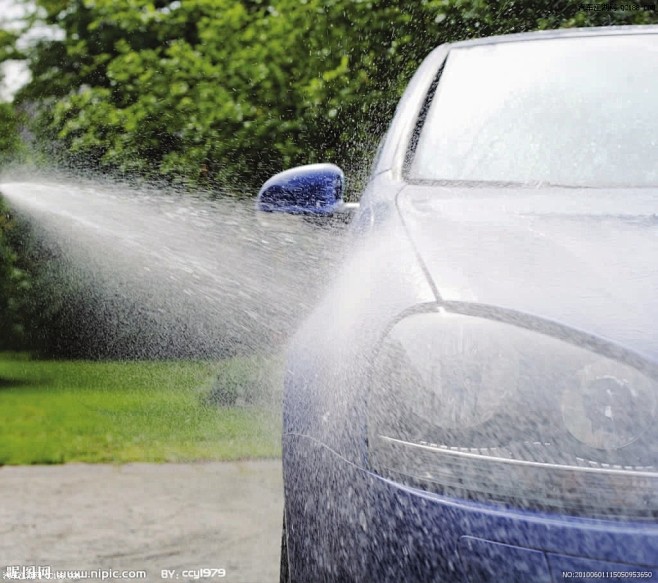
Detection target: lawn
<box><xmin>0</xmin><ymin>353</ymin><xmax>282</xmax><ymax>464</ymax></box>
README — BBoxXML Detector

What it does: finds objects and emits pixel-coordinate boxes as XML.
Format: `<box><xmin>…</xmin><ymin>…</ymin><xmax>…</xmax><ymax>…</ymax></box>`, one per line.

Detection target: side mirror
<box><xmin>257</xmin><ymin>163</ymin><xmax>346</xmax><ymax>216</ymax></box>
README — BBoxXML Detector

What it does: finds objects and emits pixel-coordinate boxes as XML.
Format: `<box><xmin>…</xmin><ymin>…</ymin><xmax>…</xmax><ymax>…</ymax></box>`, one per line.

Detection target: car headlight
<box><xmin>367</xmin><ymin>310</ymin><xmax>658</xmax><ymax>519</ymax></box>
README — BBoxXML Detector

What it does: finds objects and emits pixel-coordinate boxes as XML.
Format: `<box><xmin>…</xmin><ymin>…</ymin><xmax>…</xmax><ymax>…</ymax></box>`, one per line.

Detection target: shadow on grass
<box><xmin>0</xmin><ymin>377</ymin><xmax>32</xmax><ymax>389</ymax></box>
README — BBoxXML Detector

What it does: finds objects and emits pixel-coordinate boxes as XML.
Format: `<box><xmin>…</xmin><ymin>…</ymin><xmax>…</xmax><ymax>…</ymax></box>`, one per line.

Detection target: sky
<box><xmin>0</xmin><ymin>0</ymin><xmax>26</xmax><ymax>22</ymax></box>
<box><xmin>1</xmin><ymin>63</ymin><xmax>30</xmax><ymax>101</ymax></box>
<box><xmin>0</xmin><ymin>0</ymin><xmax>59</xmax><ymax>101</ymax></box>
<box><xmin>0</xmin><ymin>0</ymin><xmax>27</xmax><ymax>99</ymax></box>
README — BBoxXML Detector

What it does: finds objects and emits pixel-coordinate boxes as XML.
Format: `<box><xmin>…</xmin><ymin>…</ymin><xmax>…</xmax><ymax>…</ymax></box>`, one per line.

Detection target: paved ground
<box><xmin>0</xmin><ymin>461</ymin><xmax>283</xmax><ymax>583</ymax></box>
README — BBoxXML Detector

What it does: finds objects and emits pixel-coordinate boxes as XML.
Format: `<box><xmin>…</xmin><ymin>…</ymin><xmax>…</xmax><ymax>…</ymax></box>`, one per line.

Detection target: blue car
<box><xmin>258</xmin><ymin>26</ymin><xmax>658</xmax><ymax>583</ymax></box>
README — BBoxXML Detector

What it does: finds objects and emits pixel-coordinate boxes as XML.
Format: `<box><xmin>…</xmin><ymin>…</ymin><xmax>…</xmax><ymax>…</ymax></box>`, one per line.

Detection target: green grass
<box><xmin>0</xmin><ymin>353</ymin><xmax>282</xmax><ymax>465</ymax></box>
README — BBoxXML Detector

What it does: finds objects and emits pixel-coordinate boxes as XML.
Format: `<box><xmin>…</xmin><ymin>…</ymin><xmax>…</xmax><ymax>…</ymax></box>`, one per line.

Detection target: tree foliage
<box><xmin>11</xmin><ymin>0</ymin><xmax>658</xmax><ymax>191</ymax></box>
<box><xmin>0</xmin><ymin>200</ymin><xmax>31</xmax><ymax>350</ymax></box>
<box><xmin>0</xmin><ymin>103</ymin><xmax>24</xmax><ymax>165</ymax></box>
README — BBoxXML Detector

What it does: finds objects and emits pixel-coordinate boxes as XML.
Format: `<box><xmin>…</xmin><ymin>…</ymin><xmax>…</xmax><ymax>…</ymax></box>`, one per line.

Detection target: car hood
<box><xmin>397</xmin><ymin>185</ymin><xmax>658</xmax><ymax>362</ymax></box>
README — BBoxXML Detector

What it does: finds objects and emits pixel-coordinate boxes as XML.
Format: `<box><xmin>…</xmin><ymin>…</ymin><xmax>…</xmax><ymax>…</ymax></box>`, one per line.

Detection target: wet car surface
<box><xmin>259</xmin><ymin>25</ymin><xmax>658</xmax><ymax>583</ymax></box>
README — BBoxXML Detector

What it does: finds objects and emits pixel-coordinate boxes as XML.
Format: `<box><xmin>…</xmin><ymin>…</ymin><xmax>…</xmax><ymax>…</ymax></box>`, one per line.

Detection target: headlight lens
<box><xmin>562</xmin><ymin>360</ymin><xmax>654</xmax><ymax>451</ymax></box>
<box><xmin>368</xmin><ymin>311</ymin><xmax>658</xmax><ymax>519</ymax></box>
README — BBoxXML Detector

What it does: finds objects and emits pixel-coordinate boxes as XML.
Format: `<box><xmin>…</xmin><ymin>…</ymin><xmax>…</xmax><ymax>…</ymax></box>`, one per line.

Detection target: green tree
<box><xmin>0</xmin><ymin>103</ymin><xmax>24</xmax><ymax>165</ymax></box>
<box><xmin>0</xmin><ymin>22</ymin><xmax>23</xmax><ymax>165</ymax></box>
<box><xmin>0</xmin><ymin>200</ymin><xmax>31</xmax><ymax>350</ymax></box>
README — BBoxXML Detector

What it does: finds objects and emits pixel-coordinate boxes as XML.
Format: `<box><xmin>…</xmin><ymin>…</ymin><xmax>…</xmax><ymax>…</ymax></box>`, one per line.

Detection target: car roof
<box><xmin>445</xmin><ymin>24</ymin><xmax>658</xmax><ymax>50</ymax></box>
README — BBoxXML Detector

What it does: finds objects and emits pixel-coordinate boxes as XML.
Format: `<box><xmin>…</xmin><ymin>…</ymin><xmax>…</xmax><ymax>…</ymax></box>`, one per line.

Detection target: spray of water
<box><xmin>0</xmin><ymin>172</ymin><xmax>346</xmax><ymax>361</ymax></box>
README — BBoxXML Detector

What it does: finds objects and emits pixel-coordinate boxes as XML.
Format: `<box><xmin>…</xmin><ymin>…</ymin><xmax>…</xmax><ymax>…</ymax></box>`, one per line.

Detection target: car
<box><xmin>257</xmin><ymin>25</ymin><xmax>658</xmax><ymax>583</ymax></box>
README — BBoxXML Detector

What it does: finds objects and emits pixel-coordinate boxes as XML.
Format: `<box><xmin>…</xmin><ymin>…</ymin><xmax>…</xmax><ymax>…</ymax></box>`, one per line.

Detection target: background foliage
<box><xmin>0</xmin><ymin>200</ymin><xmax>31</xmax><ymax>350</ymax></box>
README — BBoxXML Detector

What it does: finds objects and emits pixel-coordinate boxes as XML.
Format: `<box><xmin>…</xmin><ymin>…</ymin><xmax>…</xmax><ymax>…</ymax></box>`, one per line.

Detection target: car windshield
<box><xmin>410</xmin><ymin>34</ymin><xmax>658</xmax><ymax>188</ymax></box>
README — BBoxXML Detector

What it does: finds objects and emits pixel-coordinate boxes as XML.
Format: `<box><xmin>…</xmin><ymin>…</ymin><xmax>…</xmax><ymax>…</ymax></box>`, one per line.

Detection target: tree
<box><xmin>0</xmin><ymin>200</ymin><xmax>31</xmax><ymax>350</ymax></box>
<box><xmin>0</xmin><ymin>103</ymin><xmax>23</xmax><ymax>164</ymax></box>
